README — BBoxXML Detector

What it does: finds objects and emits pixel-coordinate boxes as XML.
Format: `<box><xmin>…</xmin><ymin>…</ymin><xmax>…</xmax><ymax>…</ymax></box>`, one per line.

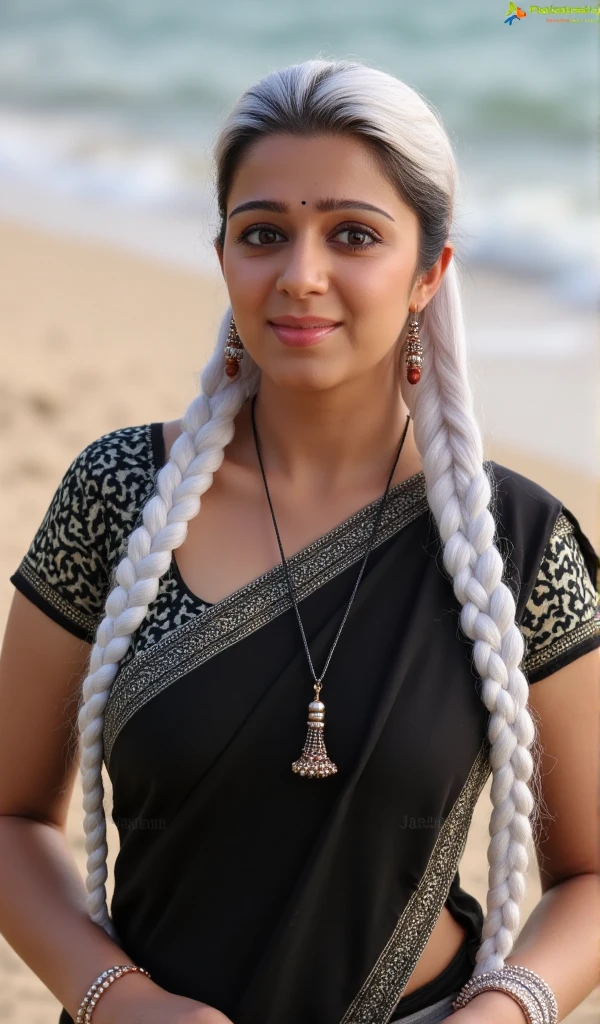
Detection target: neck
<box><xmin>234</xmin><ymin>362</ymin><xmax>422</xmax><ymax>496</ymax></box>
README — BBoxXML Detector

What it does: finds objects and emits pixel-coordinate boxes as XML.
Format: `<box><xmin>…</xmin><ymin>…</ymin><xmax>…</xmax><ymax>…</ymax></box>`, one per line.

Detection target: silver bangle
<box><xmin>454</xmin><ymin>975</ymin><xmax>542</xmax><ymax>1023</ymax></box>
<box><xmin>453</xmin><ymin>965</ymin><xmax>558</xmax><ymax>1024</ymax></box>
<box><xmin>506</xmin><ymin>966</ymin><xmax>559</xmax><ymax>1024</ymax></box>
<box><xmin>503</xmin><ymin>967</ymin><xmax>550</xmax><ymax>1024</ymax></box>
<box><xmin>75</xmin><ymin>964</ymin><xmax>151</xmax><ymax>1023</ymax></box>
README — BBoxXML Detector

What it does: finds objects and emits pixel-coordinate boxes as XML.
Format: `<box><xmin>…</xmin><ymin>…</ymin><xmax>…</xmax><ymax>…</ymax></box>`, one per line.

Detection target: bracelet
<box><xmin>509</xmin><ymin>966</ymin><xmax>557</xmax><ymax>1024</ymax></box>
<box><xmin>454</xmin><ymin>976</ymin><xmax>541</xmax><ymax>1024</ymax></box>
<box><xmin>76</xmin><ymin>964</ymin><xmax>151</xmax><ymax>1023</ymax></box>
<box><xmin>452</xmin><ymin>964</ymin><xmax>558</xmax><ymax>1024</ymax></box>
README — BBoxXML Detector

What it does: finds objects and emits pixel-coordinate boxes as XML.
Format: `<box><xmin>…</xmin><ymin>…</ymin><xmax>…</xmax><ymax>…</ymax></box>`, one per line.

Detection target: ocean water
<box><xmin>0</xmin><ymin>0</ymin><xmax>598</xmax><ymax>306</ymax></box>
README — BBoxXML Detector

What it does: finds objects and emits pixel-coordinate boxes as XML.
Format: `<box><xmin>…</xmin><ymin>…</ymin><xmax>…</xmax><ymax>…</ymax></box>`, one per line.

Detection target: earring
<box><xmin>405</xmin><ymin>307</ymin><xmax>423</xmax><ymax>385</ymax></box>
<box><xmin>225</xmin><ymin>316</ymin><xmax>244</xmax><ymax>378</ymax></box>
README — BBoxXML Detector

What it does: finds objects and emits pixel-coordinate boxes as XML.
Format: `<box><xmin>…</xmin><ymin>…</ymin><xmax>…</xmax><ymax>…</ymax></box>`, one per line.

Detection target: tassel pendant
<box><xmin>292</xmin><ymin>685</ymin><xmax>338</xmax><ymax>779</ymax></box>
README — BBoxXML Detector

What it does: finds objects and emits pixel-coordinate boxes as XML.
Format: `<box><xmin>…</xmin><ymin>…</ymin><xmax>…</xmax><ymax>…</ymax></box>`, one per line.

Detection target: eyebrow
<box><xmin>228</xmin><ymin>197</ymin><xmax>395</xmax><ymax>222</ymax></box>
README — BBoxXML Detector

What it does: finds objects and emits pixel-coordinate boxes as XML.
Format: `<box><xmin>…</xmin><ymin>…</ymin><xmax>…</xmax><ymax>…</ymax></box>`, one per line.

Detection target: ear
<box><xmin>409</xmin><ymin>242</ymin><xmax>454</xmax><ymax>311</ymax></box>
<box><xmin>214</xmin><ymin>241</ymin><xmax>225</xmax><ymax>278</ymax></box>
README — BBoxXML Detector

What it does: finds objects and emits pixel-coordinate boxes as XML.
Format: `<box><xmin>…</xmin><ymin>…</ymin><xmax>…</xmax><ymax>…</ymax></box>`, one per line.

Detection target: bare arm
<box><xmin>0</xmin><ymin>591</ymin><xmax>231</xmax><ymax>1024</ymax></box>
<box><xmin>0</xmin><ymin>591</ymin><xmax>162</xmax><ymax>1018</ymax></box>
<box><xmin>453</xmin><ymin>647</ymin><xmax>600</xmax><ymax>1023</ymax></box>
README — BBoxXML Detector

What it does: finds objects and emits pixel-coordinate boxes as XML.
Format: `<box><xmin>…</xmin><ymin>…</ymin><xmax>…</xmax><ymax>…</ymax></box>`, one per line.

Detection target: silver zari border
<box><xmin>103</xmin><ymin>468</ymin><xmax>444</xmax><ymax>765</ymax></box>
<box><xmin>339</xmin><ymin>739</ymin><xmax>491</xmax><ymax>1024</ymax></box>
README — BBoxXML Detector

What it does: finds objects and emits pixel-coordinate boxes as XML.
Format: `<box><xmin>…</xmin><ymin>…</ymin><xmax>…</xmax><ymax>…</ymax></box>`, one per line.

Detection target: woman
<box><xmin>0</xmin><ymin>57</ymin><xmax>598</xmax><ymax>1024</ymax></box>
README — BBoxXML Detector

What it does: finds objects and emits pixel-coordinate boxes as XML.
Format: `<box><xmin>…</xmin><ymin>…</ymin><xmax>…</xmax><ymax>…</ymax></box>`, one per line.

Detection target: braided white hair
<box><xmin>76</xmin><ymin>314</ymin><xmax>260</xmax><ymax>938</ymax></box>
<box><xmin>77</xmin><ymin>56</ymin><xmax>538</xmax><ymax>974</ymax></box>
<box><xmin>402</xmin><ymin>263</ymin><xmax>536</xmax><ymax>972</ymax></box>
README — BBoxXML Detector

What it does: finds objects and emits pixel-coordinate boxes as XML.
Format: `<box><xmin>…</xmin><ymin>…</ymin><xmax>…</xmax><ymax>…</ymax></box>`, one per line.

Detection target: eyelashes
<box><xmin>234</xmin><ymin>222</ymin><xmax>383</xmax><ymax>252</ymax></box>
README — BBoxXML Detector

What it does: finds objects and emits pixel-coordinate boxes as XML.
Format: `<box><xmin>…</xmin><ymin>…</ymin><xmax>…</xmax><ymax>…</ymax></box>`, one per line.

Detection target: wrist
<box><xmin>82</xmin><ymin>970</ymin><xmax>161</xmax><ymax>1024</ymax></box>
<box><xmin>454</xmin><ymin>989</ymin><xmax>530</xmax><ymax>1024</ymax></box>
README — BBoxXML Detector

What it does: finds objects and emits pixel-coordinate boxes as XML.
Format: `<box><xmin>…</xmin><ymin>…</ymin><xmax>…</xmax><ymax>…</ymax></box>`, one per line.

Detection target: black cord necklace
<box><xmin>250</xmin><ymin>393</ymin><xmax>411</xmax><ymax>779</ymax></box>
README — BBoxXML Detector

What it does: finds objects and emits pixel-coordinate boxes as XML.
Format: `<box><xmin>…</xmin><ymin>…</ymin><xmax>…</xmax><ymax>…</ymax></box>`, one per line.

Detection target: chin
<box><xmin>261</xmin><ymin>355</ymin><xmax>346</xmax><ymax>392</ymax></box>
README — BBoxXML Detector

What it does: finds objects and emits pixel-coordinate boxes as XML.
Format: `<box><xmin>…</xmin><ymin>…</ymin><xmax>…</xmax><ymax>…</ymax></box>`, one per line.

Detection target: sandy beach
<box><xmin>0</xmin><ymin>219</ymin><xmax>597</xmax><ymax>1022</ymax></box>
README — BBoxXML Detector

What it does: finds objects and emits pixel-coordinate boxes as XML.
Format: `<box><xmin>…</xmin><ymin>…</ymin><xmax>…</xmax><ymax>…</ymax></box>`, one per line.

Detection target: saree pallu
<box><xmin>47</xmin><ymin>449</ymin><xmax>598</xmax><ymax>1024</ymax></box>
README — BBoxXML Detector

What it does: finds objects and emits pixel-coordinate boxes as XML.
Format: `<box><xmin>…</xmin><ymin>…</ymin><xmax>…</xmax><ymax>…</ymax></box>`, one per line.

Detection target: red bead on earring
<box><xmin>224</xmin><ymin>316</ymin><xmax>244</xmax><ymax>378</ymax></box>
<box><xmin>405</xmin><ymin>308</ymin><xmax>423</xmax><ymax>385</ymax></box>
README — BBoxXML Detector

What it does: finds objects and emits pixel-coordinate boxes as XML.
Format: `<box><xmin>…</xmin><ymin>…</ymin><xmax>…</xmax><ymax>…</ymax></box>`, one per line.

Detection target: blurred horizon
<box><xmin>0</xmin><ymin>0</ymin><xmax>598</xmax><ymax>487</ymax></box>
<box><xmin>0</xmin><ymin>0</ymin><xmax>598</xmax><ymax>306</ymax></box>
<box><xmin>0</xmin><ymin>9</ymin><xmax>599</xmax><ymax>1021</ymax></box>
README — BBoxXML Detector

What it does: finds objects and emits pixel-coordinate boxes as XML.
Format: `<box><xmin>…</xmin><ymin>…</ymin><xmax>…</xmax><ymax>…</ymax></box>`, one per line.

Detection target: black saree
<box><xmin>103</xmin><ymin>465</ymin><xmax>493</xmax><ymax>1024</ymax></box>
<box><xmin>9</xmin><ymin>423</ymin><xmax>599</xmax><ymax>1024</ymax></box>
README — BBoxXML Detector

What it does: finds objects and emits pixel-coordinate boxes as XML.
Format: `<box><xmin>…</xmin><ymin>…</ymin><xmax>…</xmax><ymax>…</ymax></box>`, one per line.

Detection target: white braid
<box><xmin>401</xmin><ymin>258</ymin><xmax>536</xmax><ymax>973</ymax></box>
<box><xmin>76</xmin><ymin>56</ymin><xmax>540</xmax><ymax>972</ymax></box>
<box><xmin>76</xmin><ymin>305</ymin><xmax>261</xmax><ymax>934</ymax></box>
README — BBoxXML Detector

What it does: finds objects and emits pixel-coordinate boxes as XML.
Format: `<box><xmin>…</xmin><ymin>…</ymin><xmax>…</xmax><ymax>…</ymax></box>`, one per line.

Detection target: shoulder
<box><xmin>485</xmin><ymin>459</ymin><xmax>595</xmax><ymax>560</ymax></box>
<box><xmin>74</xmin><ymin>421</ymin><xmax>161</xmax><ymax>511</ymax></box>
<box><xmin>77</xmin><ymin>421</ymin><xmax>161</xmax><ymax>488</ymax></box>
<box><xmin>484</xmin><ymin>460</ymin><xmax>598</xmax><ymax>620</ymax></box>
<box><xmin>75</xmin><ymin>421</ymin><xmax>163</xmax><ymax>562</ymax></box>
<box><xmin>483</xmin><ymin>461</ymin><xmax>600</xmax><ymax>679</ymax></box>
<box><xmin>9</xmin><ymin>422</ymin><xmax>163</xmax><ymax>643</ymax></box>
<box><xmin>520</xmin><ymin>509</ymin><xmax>600</xmax><ymax>681</ymax></box>
<box><xmin>486</xmin><ymin>460</ymin><xmax>563</xmax><ymax>534</ymax></box>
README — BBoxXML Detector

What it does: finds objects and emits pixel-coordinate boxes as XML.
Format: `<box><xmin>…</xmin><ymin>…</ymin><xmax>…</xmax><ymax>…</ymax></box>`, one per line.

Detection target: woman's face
<box><xmin>215</xmin><ymin>133</ymin><xmax>449</xmax><ymax>391</ymax></box>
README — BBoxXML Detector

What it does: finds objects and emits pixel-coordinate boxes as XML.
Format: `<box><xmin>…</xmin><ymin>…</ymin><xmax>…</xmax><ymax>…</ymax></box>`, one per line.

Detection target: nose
<box><xmin>275</xmin><ymin>232</ymin><xmax>329</xmax><ymax>298</ymax></box>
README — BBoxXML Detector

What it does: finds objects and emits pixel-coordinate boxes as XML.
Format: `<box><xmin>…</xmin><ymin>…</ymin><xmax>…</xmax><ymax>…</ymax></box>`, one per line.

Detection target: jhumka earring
<box><xmin>225</xmin><ymin>316</ymin><xmax>244</xmax><ymax>378</ymax></box>
<box><xmin>405</xmin><ymin>307</ymin><xmax>424</xmax><ymax>384</ymax></box>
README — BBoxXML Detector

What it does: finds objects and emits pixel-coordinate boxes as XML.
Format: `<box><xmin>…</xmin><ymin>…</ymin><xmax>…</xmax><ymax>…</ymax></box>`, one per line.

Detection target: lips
<box><xmin>268</xmin><ymin>316</ymin><xmax>341</xmax><ymax>328</ymax></box>
<box><xmin>268</xmin><ymin>320</ymin><xmax>341</xmax><ymax>348</ymax></box>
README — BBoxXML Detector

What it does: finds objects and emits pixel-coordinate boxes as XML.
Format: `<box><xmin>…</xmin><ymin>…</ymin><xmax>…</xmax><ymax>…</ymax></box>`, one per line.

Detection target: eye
<box><xmin>235</xmin><ymin>225</ymin><xmax>286</xmax><ymax>247</ymax></box>
<box><xmin>235</xmin><ymin>221</ymin><xmax>383</xmax><ymax>251</ymax></box>
<box><xmin>334</xmin><ymin>222</ymin><xmax>382</xmax><ymax>251</ymax></box>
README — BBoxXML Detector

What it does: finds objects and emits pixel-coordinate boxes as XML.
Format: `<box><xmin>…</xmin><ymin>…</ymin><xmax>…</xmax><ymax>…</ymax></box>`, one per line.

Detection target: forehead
<box><xmin>227</xmin><ymin>133</ymin><xmax>400</xmax><ymax>210</ymax></box>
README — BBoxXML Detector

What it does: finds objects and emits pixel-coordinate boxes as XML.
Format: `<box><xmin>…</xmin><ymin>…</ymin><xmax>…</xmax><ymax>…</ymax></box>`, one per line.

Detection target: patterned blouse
<box><xmin>10</xmin><ymin>422</ymin><xmax>600</xmax><ymax>685</ymax></box>
<box><xmin>8</xmin><ymin>423</ymin><xmax>600</xmax><ymax>1024</ymax></box>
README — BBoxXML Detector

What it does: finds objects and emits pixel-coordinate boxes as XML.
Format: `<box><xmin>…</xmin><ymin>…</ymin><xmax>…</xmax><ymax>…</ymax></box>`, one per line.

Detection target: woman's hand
<box><xmin>133</xmin><ymin>992</ymin><xmax>235</xmax><ymax>1024</ymax></box>
<box><xmin>92</xmin><ymin>973</ymin><xmax>235</xmax><ymax>1024</ymax></box>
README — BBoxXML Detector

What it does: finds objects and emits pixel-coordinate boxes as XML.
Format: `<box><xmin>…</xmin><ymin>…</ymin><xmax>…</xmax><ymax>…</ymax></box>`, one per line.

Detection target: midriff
<box><xmin>400</xmin><ymin>904</ymin><xmax>468</xmax><ymax>996</ymax></box>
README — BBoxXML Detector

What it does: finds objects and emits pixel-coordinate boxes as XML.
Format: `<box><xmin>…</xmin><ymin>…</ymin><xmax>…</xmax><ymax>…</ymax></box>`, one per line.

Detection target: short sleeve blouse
<box><xmin>9</xmin><ymin>423</ymin><xmax>600</xmax><ymax>1024</ymax></box>
<box><xmin>10</xmin><ymin>422</ymin><xmax>600</xmax><ymax>682</ymax></box>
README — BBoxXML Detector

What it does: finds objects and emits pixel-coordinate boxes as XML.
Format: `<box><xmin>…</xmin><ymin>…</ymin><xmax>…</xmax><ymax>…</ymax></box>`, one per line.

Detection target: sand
<box><xmin>0</xmin><ymin>219</ymin><xmax>597</xmax><ymax>1022</ymax></box>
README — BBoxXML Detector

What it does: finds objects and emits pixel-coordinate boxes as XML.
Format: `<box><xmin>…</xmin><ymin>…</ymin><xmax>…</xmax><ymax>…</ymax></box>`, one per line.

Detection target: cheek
<box><xmin>341</xmin><ymin>258</ymin><xmax>410</xmax><ymax>310</ymax></box>
<box><xmin>344</xmin><ymin>269</ymin><xmax>409</xmax><ymax>337</ymax></box>
<box><xmin>224</xmin><ymin>257</ymin><xmax>270</xmax><ymax>303</ymax></box>
<box><xmin>342</xmin><ymin>275</ymin><xmax>409</xmax><ymax>363</ymax></box>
